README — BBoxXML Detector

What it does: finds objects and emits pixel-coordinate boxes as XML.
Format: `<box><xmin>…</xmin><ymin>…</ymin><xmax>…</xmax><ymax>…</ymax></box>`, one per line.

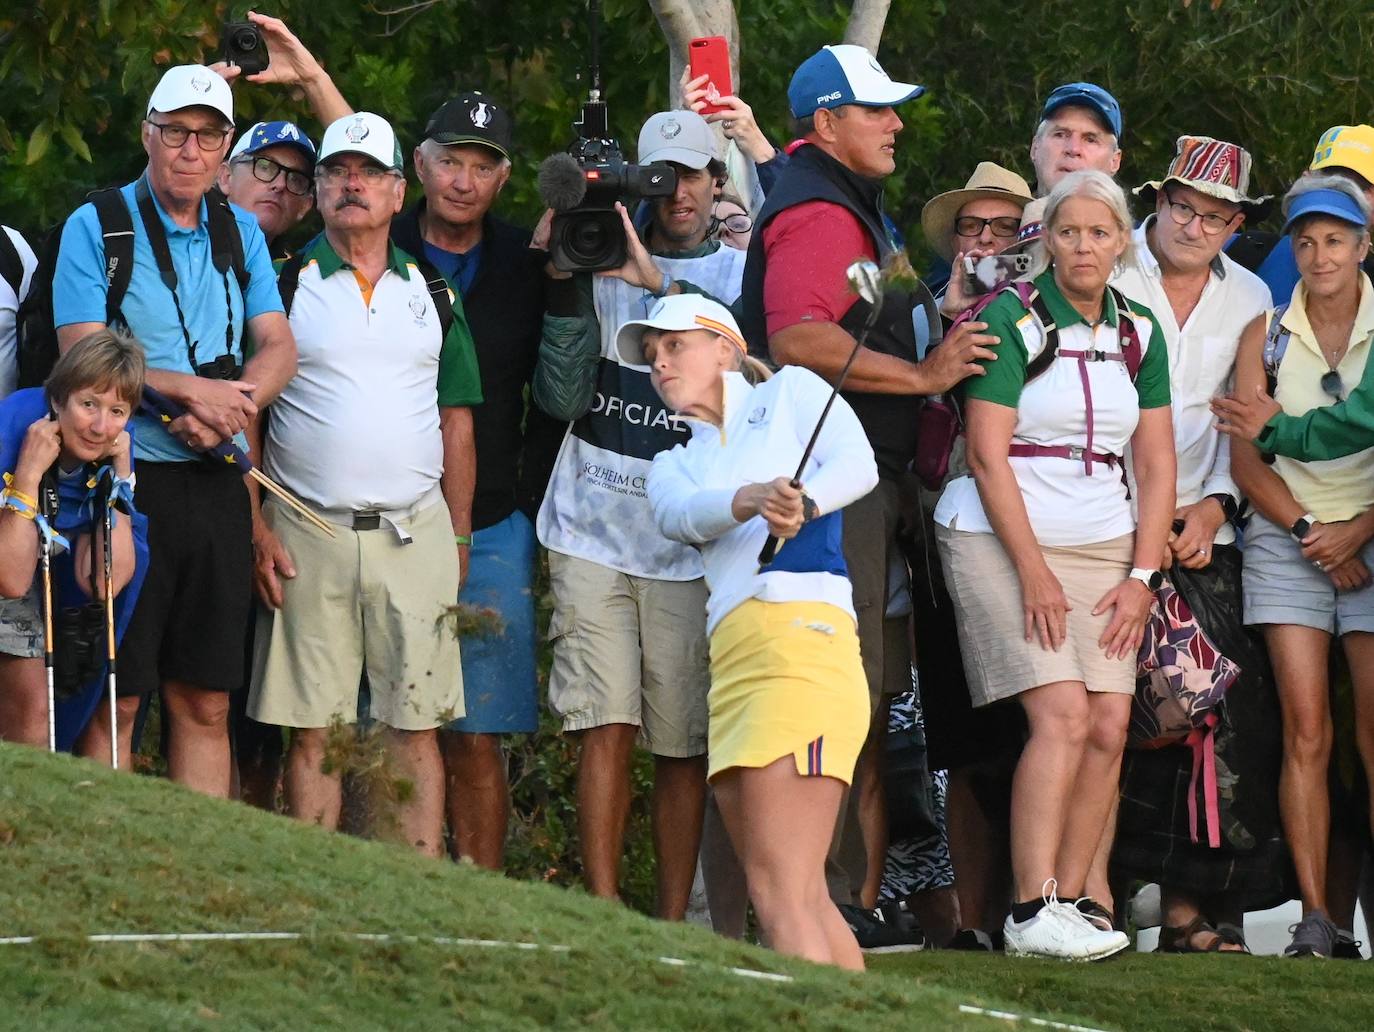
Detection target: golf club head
<box><xmin>846</xmin><ymin>259</ymin><xmax>883</xmax><ymax>307</ymax></box>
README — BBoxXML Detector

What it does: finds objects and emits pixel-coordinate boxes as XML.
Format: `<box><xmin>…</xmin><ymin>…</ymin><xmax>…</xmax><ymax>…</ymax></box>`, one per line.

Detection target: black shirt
<box><xmin>391</xmin><ymin>204</ymin><xmax>563</xmax><ymax>531</ymax></box>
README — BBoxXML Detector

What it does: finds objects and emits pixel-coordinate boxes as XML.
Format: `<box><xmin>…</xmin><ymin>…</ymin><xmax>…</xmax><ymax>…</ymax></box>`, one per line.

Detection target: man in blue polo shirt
<box><xmin>52</xmin><ymin>64</ymin><xmax>298</xmax><ymax>795</ymax></box>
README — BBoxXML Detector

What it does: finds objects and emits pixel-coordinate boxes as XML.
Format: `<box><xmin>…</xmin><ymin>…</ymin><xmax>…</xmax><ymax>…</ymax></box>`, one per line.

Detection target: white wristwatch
<box><xmin>1128</xmin><ymin>567</ymin><xmax>1163</xmax><ymax>590</ymax></box>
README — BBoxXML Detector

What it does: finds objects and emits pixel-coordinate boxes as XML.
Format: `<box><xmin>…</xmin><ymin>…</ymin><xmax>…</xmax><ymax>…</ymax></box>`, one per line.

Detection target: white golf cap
<box><xmin>616</xmin><ymin>294</ymin><xmax>746</xmax><ymax>366</ymax></box>
<box><xmin>317</xmin><ymin>112</ymin><xmax>404</xmax><ymax>171</ymax></box>
<box><xmin>787</xmin><ymin>44</ymin><xmax>924</xmax><ymax>118</ymax></box>
<box><xmin>147</xmin><ymin>64</ymin><xmax>234</xmax><ymax>123</ymax></box>
<box><xmin>637</xmin><ymin>110</ymin><xmax>719</xmax><ymax>169</ymax></box>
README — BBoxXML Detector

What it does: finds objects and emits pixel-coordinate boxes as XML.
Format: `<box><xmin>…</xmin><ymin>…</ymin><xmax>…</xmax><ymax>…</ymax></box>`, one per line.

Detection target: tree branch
<box><xmin>843</xmin><ymin>0</ymin><xmax>892</xmax><ymax>55</ymax></box>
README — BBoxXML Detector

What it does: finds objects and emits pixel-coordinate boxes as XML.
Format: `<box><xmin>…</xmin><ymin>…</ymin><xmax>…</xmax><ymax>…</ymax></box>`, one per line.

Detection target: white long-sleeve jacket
<box><xmin>648</xmin><ymin>366</ymin><xmax>879</xmax><ymax>636</ymax></box>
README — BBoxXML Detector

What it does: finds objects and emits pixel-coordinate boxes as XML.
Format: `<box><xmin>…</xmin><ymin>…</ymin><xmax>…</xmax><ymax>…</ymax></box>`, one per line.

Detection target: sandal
<box><xmin>1156</xmin><ymin>915</ymin><xmax>1248</xmax><ymax>954</ymax></box>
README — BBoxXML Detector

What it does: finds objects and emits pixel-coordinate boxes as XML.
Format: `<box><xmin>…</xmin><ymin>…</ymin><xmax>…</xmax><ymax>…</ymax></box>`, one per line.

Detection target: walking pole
<box><xmin>757</xmin><ymin>260</ymin><xmax>886</xmax><ymax>568</ymax></box>
<box><xmin>38</xmin><ymin>511</ymin><xmax>56</xmax><ymax>753</ymax></box>
<box><xmin>100</xmin><ymin>471</ymin><xmax>119</xmax><ymax>770</ymax></box>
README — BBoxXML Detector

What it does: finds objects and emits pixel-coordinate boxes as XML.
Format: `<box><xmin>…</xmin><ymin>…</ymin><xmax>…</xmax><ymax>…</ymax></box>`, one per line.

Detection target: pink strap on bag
<box><xmin>1185</xmin><ymin>712</ymin><xmax>1222</xmax><ymax>849</ymax></box>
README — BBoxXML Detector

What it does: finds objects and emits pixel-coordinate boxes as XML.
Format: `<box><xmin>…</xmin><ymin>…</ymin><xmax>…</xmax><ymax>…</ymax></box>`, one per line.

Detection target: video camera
<box><xmin>538</xmin><ymin>1</ymin><xmax>677</xmax><ymax>272</ymax></box>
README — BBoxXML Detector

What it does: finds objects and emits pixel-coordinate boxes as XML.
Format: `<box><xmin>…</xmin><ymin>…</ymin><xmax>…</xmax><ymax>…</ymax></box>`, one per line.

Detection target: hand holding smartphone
<box><xmin>689</xmin><ymin>36</ymin><xmax>732</xmax><ymax>115</ymax></box>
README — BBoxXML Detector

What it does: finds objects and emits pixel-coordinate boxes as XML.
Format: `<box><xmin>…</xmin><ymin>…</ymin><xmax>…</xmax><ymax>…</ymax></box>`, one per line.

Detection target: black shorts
<box><xmin>117</xmin><ymin>462</ymin><xmax>253</xmax><ymax>695</ymax></box>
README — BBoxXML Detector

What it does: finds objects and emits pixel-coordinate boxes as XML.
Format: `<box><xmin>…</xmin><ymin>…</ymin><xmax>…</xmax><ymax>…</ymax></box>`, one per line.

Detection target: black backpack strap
<box><xmin>414</xmin><ymin>257</ymin><xmax>455</xmax><ymax>340</ymax></box>
<box><xmin>89</xmin><ymin>188</ymin><xmax>135</xmax><ymax>325</ymax></box>
<box><xmin>1023</xmin><ymin>291</ymin><xmax>1060</xmax><ymax>384</ymax></box>
<box><xmin>276</xmin><ymin>253</ymin><xmax>307</xmax><ymax>317</ymax></box>
<box><xmin>0</xmin><ymin>228</ymin><xmax>23</xmax><ymax>301</ymax></box>
<box><xmin>206</xmin><ymin>191</ymin><xmax>251</xmax><ymax>297</ymax></box>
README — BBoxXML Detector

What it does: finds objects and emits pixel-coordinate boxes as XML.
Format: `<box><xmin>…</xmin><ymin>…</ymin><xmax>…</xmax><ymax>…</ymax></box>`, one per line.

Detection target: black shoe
<box><xmin>839</xmin><ymin>902</ymin><xmax>926</xmax><ymax>954</ymax></box>
<box><xmin>946</xmin><ymin>928</ymin><xmax>996</xmax><ymax>952</ymax></box>
<box><xmin>1333</xmin><ymin>929</ymin><xmax>1365</xmax><ymax>960</ymax></box>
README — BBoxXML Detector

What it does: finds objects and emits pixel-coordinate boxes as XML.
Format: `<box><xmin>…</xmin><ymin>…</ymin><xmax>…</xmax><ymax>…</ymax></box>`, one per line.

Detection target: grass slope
<box><xmin>0</xmin><ymin>745</ymin><xmax>1366</xmax><ymax>1032</ymax></box>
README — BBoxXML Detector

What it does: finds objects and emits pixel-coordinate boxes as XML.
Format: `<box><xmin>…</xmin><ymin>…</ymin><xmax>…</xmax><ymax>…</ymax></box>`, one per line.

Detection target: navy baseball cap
<box><xmin>229</xmin><ymin>120</ymin><xmax>317</xmax><ymax>165</ymax></box>
<box><xmin>1040</xmin><ymin>82</ymin><xmax>1122</xmax><ymax>139</ymax></box>
<box><xmin>788</xmin><ymin>44</ymin><xmax>924</xmax><ymax>119</ymax></box>
<box><xmin>1283</xmin><ymin>187</ymin><xmax>1368</xmax><ymax>234</ymax></box>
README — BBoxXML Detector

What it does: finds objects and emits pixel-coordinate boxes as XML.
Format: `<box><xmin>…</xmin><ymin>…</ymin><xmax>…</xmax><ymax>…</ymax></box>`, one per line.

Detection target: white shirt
<box><xmin>0</xmin><ymin>227</ymin><xmax>38</xmax><ymax>399</ymax></box>
<box><xmin>649</xmin><ymin>367</ymin><xmax>878</xmax><ymax>635</ymax></box>
<box><xmin>933</xmin><ymin>275</ymin><xmax>1172</xmax><ymax>547</ymax></box>
<box><xmin>266</xmin><ymin>246</ymin><xmax>460</xmax><ymax>512</ymax></box>
<box><xmin>1112</xmin><ymin>217</ymin><xmax>1271</xmax><ymax>544</ymax></box>
<box><xmin>537</xmin><ymin>245</ymin><xmax>747</xmax><ymax>580</ymax></box>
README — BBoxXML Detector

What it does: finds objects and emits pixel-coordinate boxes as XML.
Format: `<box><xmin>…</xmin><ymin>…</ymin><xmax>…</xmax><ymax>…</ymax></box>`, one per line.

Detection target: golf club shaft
<box><xmin>756</xmin><ymin>310</ymin><xmax>882</xmax><ymax>567</ymax></box>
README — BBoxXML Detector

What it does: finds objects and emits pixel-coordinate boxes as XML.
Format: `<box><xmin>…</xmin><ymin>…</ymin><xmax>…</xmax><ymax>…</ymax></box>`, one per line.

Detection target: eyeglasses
<box><xmin>144</xmin><ymin>120</ymin><xmax>230</xmax><ymax>151</ymax></box>
<box><xmin>1163</xmin><ymin>190</ymin><xmax>1239</xmax><ymax>235</ymax></box>
<box><xmin>317</xmin><ymin>163</ymin><xmax>399</xmax><ymax>185</ymax></box>
<box><xmin>714</xmin><ymin>213</ymin><xmax>752</xmax><ymax>235</ymax></box>
<box><xmin>237</xmin><ymin>155</ymin><xmax>312</xmax><ymax>196</ymax></box>
<box><xmin>1321</xmin><ymin>369</ymin><xmax>1344</xmax><ymax>401</ymax></box>
<box><xmin>954</xmin><ymin>215</ymin><xmax>1021</xmax><ymax>238</ymax></box>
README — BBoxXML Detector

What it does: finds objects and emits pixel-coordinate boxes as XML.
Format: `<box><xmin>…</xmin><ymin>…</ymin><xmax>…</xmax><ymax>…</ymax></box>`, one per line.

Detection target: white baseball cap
<box><xmin>787</xmin><ymin>44</ymin><xmax>923</xmax><ymax>118</ymax></box>
<box><xmin>616</xmin><ymin>294</ymin><xmax>746</xmax><ymax>366</ymax></box>
<box><xmin>147</xmin><ymin>64</ymin><xmax>234</xmax><ymax>123</ymax></box>
<box><xmin>317</xmin><ymin>112</ymin><xmax>404</xmax><ymax>171</ymax></box>
<box><xmin>637</xmin><ymin>110</ymin><xmax>719</xmax><ymax>169</ymax></box>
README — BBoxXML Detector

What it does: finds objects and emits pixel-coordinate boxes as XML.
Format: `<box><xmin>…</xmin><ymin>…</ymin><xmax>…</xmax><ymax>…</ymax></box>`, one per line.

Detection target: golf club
<box><xmin>757</xmin><ymin>259</ymin><xmax>885</xmax><ymax>568</ymax></box>
<box><xmin>100</xmin><ymin>470</ymin><xmax>118</xmax><ymax>770</ymax></box>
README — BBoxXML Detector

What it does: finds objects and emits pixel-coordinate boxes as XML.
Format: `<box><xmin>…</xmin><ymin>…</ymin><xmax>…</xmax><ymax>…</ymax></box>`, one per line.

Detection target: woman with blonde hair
<box><xmin>934</xmin><ymin>169</ymin><xmax>1177</xmax><ymax>960</ymax></box>
<box><xmin>627</xmin><ymin>294</ymin><xmax>878</xmax><ymax>968</ymax></box>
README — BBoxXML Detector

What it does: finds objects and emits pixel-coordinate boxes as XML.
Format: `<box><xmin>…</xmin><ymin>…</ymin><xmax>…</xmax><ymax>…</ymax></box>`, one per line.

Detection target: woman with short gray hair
<box><xmin>934</xmin><ymin>169</ymin><xmax>1176</xmax><ymax>961</ymax></box>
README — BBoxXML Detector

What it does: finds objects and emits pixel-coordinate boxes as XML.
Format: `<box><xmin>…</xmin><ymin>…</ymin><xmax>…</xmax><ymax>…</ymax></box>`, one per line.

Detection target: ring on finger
<box><xmin>1315</xmin><ymin>560</ymin><xmax>1325</xmax><ymax>570</ymax></box>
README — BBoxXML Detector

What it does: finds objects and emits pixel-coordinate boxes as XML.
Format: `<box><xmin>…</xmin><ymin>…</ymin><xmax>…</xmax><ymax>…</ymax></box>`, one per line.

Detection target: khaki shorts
<box><xmin>546</xmin><ymin>550</ymin><xmax>708</xmax><ymax>758</ymax></box>
<box><xmin>937</xmin><ymin>525</ymin><xmax>1136</xmax><ymax>706</ymax></box>
<box><xmin>249</xmin><ymin>494</ymin><xmax>463</xmax><ymax>731</ymax></box>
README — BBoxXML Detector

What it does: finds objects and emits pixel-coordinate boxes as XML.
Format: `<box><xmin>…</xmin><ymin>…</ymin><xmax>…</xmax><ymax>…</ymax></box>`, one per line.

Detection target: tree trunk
<box><xmin>844</xmin><ymin>0</ymin><xmax>892</xmax><ymax>55</ymax></box>
<box><xmin>648</xmin><ymin>0</ymin><xmax>739</xmax><ymax>104</ymax></box>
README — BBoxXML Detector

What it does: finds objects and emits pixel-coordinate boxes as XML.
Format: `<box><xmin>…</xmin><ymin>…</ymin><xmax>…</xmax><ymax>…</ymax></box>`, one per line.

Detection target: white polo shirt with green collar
<box><xmin>934</xmin><ymin>271</ymin><xmax>1172</xmax><ymax>547</ymax></box>
<box><xmin>264</xmin><ymin>234</ymin><xmax>482</xmax><ymax>512</ymax></box>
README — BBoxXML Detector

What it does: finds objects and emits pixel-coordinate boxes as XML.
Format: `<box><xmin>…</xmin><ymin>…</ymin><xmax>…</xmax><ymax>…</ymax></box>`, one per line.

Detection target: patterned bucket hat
<box><xmin>1134</xmin><ymin>135</ymin><xmax>1272</xmax><ymax>217</ymax></box>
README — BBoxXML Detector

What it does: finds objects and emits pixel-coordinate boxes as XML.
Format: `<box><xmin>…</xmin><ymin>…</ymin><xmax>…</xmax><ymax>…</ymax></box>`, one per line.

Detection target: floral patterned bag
<box><xmin>1133</xmin><ymin>582</ymin><xmax>1241</xmax><ymax>847</ymax></box>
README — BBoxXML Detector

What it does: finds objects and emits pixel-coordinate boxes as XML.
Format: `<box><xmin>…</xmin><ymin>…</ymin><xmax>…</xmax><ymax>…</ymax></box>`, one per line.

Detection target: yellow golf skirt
<box><xmin>706</xmin><ymin>599</ymin><xmax>869</xmax><ymax>785</ymax></box>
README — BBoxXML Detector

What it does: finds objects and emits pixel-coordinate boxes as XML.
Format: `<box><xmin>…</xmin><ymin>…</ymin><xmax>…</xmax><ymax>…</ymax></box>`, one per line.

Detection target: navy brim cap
<box><xmin>229</xmin><ymin>121</ymin><xmax>317</xmax><ymax>164</ymax></box>
<box><xmin>1282</xmin><ymin>188</ymin><xmax>1369</xmax><ymax>234</ymax></box>
<box><xmin>1041</xmin><ymin>82</ymin><xmax>1123</xmax><ymax>138</ymax></box>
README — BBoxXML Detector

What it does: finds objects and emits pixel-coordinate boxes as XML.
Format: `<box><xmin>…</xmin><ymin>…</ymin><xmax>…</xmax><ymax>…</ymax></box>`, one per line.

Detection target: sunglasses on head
<box><xmin>1321</xmin><ymin>369</ymin><xmax>1344</xmax><ymax>401</ymax></box>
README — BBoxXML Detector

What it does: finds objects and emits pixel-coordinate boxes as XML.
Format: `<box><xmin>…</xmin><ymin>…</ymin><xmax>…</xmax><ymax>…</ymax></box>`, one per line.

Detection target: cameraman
<box><xmin>531</xmin><ymin>109</ymin><xmax>745</xmax><ymax>917</ymax></box>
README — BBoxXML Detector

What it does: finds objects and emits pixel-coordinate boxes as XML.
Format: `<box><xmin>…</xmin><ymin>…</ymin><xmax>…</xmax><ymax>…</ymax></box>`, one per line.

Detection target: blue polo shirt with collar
<box><xmin>52</xmin><ymin>175</ymin><xmax>283</xmax><ymax>463</ymax></box>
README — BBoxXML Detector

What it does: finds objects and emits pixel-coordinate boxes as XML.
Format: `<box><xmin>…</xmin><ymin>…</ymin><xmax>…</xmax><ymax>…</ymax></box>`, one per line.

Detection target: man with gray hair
<box><xmin>247</xmin><ymin>112</ymin><xmax>482</xmax><ymax>856</ymax></box>
<box><xmin>1029</xmin><ymin>82</ymin><xmax>1123</xmax><ymax>196</ymax></box>
<box><xmin>390</xmin><ymin>92</ymin><xmax>563</xmax><ymax>870</ymax></box>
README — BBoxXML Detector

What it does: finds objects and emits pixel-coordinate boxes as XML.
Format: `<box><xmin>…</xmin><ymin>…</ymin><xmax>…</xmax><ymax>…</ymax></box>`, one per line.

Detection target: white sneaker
<box><xmin>1004</xmin><ymin>879</ymin><xmax>1130</xmax><ymax>962</ymax></box>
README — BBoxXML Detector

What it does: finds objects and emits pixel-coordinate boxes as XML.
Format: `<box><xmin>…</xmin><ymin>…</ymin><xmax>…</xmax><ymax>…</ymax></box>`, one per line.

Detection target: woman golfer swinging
<box><xmin>629</xmin><ymin>294</ymin><xmax>879</xmax><ymax>970</ymax></box>
<box><xmin>0</xmin><ymin>328</ymin><xmax>148</xmax><ymax>764</ymax></box>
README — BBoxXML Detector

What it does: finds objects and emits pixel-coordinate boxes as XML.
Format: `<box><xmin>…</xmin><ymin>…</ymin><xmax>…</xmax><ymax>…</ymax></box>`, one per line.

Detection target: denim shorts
<box><xmin>1242</xmin><ymin>512</ymin><xmax>1374</xmax><ymax>636</ymax></box>
<box><xmin>0</xmin><ymin>581</ymin><xmax>44</xmax><ymax>660</ymax></box>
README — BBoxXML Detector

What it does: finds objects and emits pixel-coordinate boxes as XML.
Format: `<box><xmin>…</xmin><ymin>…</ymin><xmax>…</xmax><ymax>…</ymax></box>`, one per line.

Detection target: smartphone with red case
<box><xmin>689</xmin><ymin>36</ymin><xmax>733</xmax><ymax>116</ymax></box>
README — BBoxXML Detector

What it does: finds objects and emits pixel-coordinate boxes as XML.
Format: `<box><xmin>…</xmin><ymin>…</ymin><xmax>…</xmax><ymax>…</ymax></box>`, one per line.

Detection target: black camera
<box><xmin>196</xmin><ymin>354</ymin><xmax>243</xmax><ymax>381</ymax></box>
<box><xmin>221</xmin><ymin>21</ymin><xmax>270</xmax><ymax>76</ymax></box>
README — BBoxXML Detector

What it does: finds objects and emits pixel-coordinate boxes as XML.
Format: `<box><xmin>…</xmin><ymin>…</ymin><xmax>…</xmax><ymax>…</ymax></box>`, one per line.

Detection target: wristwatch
<box><xmin>1206</xmin><ymin>492</ymin><xmax>1238</xmax><ymax>522</ymax></box>
<box><xmin>1290</xmin><ymin>513</ymin><xmax>1316</xmax><ymax>541</ymax></box>
<box><xmin>1128</xmin><ymin>567</ymin><xmax>1163</xmax><ymax>591</ymax></box>
<box><xmin>800</xmin><ymin>492</ymin><xmax>819</xmax><ymax>524</ymax></box>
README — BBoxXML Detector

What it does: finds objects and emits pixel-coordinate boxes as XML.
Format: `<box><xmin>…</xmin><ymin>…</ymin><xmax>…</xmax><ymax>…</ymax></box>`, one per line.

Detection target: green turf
<box><xmin>0</xmin><ymin>745</ymin><xmax>1366</xmax><ymax>1031</ymax></box>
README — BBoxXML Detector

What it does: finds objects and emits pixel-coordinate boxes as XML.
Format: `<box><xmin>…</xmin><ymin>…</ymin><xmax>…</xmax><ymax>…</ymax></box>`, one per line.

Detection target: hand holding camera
<box><xmin>598</xmin><ymin>203</ymin><xmax>669</xmax><ymax>293</ymax></box>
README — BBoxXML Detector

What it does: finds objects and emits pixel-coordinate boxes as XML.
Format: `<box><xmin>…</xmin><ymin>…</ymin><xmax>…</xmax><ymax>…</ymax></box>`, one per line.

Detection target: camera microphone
<box><xmin>538</xmin><ymin>153</ymin><xmax>588</xmax><ymax>212</ymax></box>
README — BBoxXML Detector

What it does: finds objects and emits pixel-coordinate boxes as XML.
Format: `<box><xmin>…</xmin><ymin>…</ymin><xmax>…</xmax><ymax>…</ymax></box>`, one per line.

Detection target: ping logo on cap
<box><xmin>817</xmin><ymin>91</ymin><xmax>842</xmax><ymax>104</ymax></box>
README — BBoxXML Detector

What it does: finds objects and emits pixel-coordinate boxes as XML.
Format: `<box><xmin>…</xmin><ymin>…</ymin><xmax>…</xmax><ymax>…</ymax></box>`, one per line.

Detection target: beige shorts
<box><xmin>249</xmin><ymin>494</ymin><xmax>463</xmax><ymax>731</ymax></box>
<box><xmin>936</xmin><ymin>525</ymin><xmax>1136</xmax><ymax>707</ymax></box>
<box><xmin>545</xmin><ymin>550</ymin><xmax>708</xmax><ymax>758</ymax></box>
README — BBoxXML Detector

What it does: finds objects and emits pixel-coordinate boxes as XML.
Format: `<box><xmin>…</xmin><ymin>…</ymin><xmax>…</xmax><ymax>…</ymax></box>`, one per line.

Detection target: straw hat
<box><xmin>1134</xmin><ymin>135</ymin><xmax>1272</xmax><ymax>217</ymax></box>
<box><xmin>921</xmin><ymin>162</ymin><xmax>1034</xmax><ymax>261</ymax></box>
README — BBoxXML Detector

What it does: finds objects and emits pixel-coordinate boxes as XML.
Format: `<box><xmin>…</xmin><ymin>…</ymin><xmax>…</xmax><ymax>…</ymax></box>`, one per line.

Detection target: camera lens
<box><xmin>233</xmin><ymin>28</ymin><xmax>258</xmax><ymax>51</ymax></box>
